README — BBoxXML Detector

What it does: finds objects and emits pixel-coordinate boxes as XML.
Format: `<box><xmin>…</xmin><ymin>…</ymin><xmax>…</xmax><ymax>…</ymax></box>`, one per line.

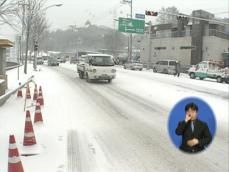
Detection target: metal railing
<box><xmin>0</xmin><ymin>76</ymin><xmax>34</xmax><ymax>106</ymax></box>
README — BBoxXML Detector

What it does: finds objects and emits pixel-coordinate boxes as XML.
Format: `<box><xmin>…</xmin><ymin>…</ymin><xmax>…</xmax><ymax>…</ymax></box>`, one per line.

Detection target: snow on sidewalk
<box><xmin>0</xmin><ymin>65</ymin><xmax>67</xmax><ymax>172</ymax></box>
<box><xmin>5</xmin><ymin>66</ymin><xmax>33</xmax><ymax>93</ymax></box>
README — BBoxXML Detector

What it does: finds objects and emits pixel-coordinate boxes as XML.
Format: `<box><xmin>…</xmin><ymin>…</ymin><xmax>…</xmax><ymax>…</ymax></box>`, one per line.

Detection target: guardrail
<box><xmin>0</xmin><ymin>76</ymin><xmax>34</xmax><ymax>106</ymax></box>
<box><xmin>6</xmin><ymin>65</ymin><xmax>22</xmax><ymax>71</ymax></box>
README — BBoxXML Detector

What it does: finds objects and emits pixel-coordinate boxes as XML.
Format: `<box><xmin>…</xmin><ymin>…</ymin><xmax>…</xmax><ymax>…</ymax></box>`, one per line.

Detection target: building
<box><xmin>0</xmin><ymin>39</ymin><xmax>13</xmax><ymax>96</ymax></box>
<box><xmin>140</xmin><ymin>10</ymin><xmax>229</xmax><ymax>68</ymax></box>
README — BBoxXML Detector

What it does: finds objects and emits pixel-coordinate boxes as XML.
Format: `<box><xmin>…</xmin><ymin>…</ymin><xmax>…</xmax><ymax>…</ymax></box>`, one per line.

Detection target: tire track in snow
<box><xmin>52</xmin><ymin>66</ymin><xmax>228</xmax><ymax>172</ymax></box>
<box><xmin>67</xmin><ymin>130</ymin><xmax>81</xmax><ymax>172</ymax></box>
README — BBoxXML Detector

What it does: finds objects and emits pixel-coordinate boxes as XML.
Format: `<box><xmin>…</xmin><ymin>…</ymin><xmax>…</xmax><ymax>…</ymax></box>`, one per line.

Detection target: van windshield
<box><xmin>91</xmin><ymin>56</ymin><xmax>114</xmax><ymax>66</ymax></box>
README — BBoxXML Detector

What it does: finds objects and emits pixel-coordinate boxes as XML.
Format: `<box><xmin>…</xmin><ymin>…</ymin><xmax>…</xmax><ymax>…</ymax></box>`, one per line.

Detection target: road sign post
<box><xmin>135</xmin><ymin>13</ymin><xmax>145</xmax><ymax>20</ymax></box>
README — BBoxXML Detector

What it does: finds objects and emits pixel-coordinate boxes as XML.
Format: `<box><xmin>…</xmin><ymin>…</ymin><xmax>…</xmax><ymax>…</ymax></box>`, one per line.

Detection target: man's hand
<box><xmin>185</xmin><ymin>113</ymin><xmax>192</xmax><ymax>122</ymax></box>
<box><xmin>187</xmin><ymin>138</ymin><xmax>199</xmax><ymax>147</ymax></box>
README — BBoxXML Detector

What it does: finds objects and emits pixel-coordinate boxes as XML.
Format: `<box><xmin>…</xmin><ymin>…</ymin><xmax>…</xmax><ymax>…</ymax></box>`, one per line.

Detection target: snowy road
<box><xmin>48</xmin><ymin>65</ymin><xmax>228</xmax><ymax>172</ymax></box>
<box><xmin>1</xmin><ymin>64</ymin><xmax>227</xmax><ymax>172</ymax></box>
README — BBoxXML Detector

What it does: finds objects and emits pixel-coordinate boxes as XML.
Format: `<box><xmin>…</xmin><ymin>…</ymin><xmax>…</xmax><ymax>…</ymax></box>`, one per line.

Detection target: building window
<box><xmin>154</xmin><ymin>47</ymin><xmax>166</xmax><ymax>50</ymax></box>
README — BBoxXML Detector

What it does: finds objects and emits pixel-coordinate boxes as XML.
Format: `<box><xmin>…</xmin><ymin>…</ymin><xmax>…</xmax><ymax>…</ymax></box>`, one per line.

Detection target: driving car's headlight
<box><xmin>111</xmin><ymin>69</ymin><xmax>116</xmax><ymax>73</ymax></box>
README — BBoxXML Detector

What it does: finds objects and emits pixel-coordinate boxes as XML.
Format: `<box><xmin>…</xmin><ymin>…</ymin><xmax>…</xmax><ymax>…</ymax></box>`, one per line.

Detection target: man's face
<box><xmin>186</xmin><ymin>108</ymin><xmax>198</xmax><ymax>121</ymax></box>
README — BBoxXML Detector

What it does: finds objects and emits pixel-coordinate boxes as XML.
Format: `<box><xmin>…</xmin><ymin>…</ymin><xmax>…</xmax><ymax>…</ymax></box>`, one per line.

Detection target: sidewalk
<box><xmin>0</xmin><ymin>65</ymin><xmax>67</xmax><ymax>172</ymax></box>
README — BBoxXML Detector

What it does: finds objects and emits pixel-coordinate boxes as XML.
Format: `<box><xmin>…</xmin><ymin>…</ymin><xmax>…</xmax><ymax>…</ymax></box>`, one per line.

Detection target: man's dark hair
<box><xmin>185</xmin><ymin>102</ymin><xmax>198</xmax><ymax>112</ymax></box>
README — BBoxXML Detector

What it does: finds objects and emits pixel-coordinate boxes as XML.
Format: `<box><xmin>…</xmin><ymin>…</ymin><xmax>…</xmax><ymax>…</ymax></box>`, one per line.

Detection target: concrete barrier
<box><xmin>0</xmin><ymin>76</ymin><xmax>34</xmax><ymax>106</ymax></box>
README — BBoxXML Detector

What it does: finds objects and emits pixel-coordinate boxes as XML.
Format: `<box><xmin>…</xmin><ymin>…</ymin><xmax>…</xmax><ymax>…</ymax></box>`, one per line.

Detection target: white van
<box><xmin>77</xmin><ymin>54</ymin><xmax>116</xmax><ymax>83</ymax></box>
<box><xmin>153</xmin><ymin>60</ymin><xmax>178</xmax><ymax>74</ymax></box>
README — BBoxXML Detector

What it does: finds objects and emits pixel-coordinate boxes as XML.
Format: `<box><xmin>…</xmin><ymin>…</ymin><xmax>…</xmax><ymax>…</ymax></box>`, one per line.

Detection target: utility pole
<box><xmin>121</xmin><ymin>0</ymin><xmax>133</xmax><ymax>61</ymax></box>
<box><xmin>24</xmin><ymin>1</ymin><xmax>30</xmax><ymax>74</ymax></box>
<box><xmin>18</xmin><ymin>1</ymin><xmax>28</xmax><ymax>65</ymax></box>
<box><xmin>130</xmin><ymin>0</ymin><xmax>133</xmax><ymax>61</ymax></box>
<box><xmin>70</xmin><ymin>24</ymin><xmax>79</xmax><ymax>58</ymax></box>
<box><xmin>148</xmin><ymin>21</ymin><xmax>152</xmax><ymax>70</ymax></box>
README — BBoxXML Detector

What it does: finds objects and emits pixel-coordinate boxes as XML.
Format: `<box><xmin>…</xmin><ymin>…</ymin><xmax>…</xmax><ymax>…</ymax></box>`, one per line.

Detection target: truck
<box><xmin>77</xmin><ymin>54</ymin><xmax>116</xmax><ymax>83</ymax></box>
<box><xmin>48</xmin><ymin>57</ymin><xmax>59</xmax><ymax>66</ymax></box>
<box><xmin>188</xmin><ymin>61</ymin><xmax>229</xmax><ymax>83</ymax></box>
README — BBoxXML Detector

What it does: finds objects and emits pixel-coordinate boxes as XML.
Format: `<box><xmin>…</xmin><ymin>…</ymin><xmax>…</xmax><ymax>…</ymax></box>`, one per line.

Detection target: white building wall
<box><xmin>140</xmin><ymin>36</ymin><xmax>192</xmax><ymax>66</ymax></box>
<box><xmin>202</xmin><ymin>36</ymin><xmax>229</xmax><ymax>61</ymax></box>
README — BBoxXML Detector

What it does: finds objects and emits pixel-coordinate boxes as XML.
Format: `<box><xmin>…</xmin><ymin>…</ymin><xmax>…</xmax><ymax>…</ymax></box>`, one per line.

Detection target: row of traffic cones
<box><xmin>7</xmin><ymin>105</ymin><xmax>44</xmax><ymax>172</ymax></box>
<box><xmin>17</xmin><ymin>83</ymin><xmax>44</xmax><ymax>106</ymax></box>
<box><xmin>6</xmin><ymin>84</ymin><xmax>45</xmax><ymax>171</ymax></box>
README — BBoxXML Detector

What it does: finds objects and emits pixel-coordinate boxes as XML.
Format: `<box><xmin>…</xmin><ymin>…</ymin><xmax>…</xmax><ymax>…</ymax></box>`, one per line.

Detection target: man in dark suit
<box><xmin>175</xmin><ymin>102</ymin><xmax>212</xmax><ymax>153</ymax></box>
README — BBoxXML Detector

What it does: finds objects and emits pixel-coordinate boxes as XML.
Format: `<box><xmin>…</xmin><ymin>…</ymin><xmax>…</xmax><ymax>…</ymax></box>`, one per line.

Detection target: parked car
<box><xmin>70</xmin><ymin>57</ymin><xmax>78</xmax><ymax>64</ymax></box>
<box><xmin>188</xmin><ymin>61</ymin><xmax>228</xmax><ymax>83</ymax></box>
<box><xmin>48</xmin><ymin>57</ymin><xmax>59</xmax><ymax>66</ymax></box>
<box><xmin>77</xmin><ymin>54</ymin><xmax>116</xmax><ymax>83</ymax></box>
<box><xmin>117</xmin><ymin>53</ymin><xmax>128</xmax><ymax>64</ymax></box>
<box><xmin>153</xmin><ymin>60</ymin><xmax>178</xmax><ymax>74</ymax></box>
<box><xmin>124</xmin><ymin>61</ymin><xmax>143</xmax><ymax>71</ymax></box>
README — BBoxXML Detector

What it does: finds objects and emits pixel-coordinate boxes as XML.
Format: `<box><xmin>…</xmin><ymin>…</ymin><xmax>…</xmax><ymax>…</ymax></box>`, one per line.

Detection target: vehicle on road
<box><xmin>117</xmin><ymin>53</ymin><xmax>128</xmax><ymax>64</ymax></box>
<box><xmin>37</xmin><ymin>57</ymin><xmax>44</xmax><ymax>65</ymax></box>
<box><xmin>153</xmin><ymin>60</ymin><xmax>178</xmax><ymax>75</ymax></box>
<box><xmin>70</xmin><ymin>51</ymin><xmax>100</xmax><ymax>64</ymax></box>
<box><xmin>77</xmin><ymin>54</ymin><xmax>116</xmax><ymax>83</ymax></box>
<box><xmin>57</xmin><ymin>57</ymin><xmax>66</xmax><ymax>63</ymax></box>
<box><xmin>124</xmin><ymin>61</ymin><xmax>143</xmax><ymax>71</ymax></box>
<box><xmin>48</xmin><ymin>57</ymin><xmax>59</xmax><ymax>66</ymax></box>
<box><xmin>188</xmin><ymin>61</ymin><xmax>229</xmax><ymax>83</ymax></box>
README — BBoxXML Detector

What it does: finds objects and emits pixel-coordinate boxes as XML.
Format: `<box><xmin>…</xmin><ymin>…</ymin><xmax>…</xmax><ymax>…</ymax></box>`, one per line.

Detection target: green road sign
<box><xmin>118</xmin><ymin>17</ymin><xmax>145</xmax><ymax>34</ymax></box>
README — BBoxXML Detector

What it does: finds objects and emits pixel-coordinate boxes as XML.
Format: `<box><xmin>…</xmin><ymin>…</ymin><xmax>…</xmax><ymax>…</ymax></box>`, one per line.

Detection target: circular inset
<box><xmin>168</xmin><ymin>97</ymin><xmax>216</xmax><ymax>153</ymax></box>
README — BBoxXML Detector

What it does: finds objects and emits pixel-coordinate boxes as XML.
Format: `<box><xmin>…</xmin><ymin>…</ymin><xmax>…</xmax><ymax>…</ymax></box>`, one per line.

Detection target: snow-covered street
<box><xmin>0</xmin><ymin>63</ymin><xmax>228</xmax><ymax>172</ymax></box>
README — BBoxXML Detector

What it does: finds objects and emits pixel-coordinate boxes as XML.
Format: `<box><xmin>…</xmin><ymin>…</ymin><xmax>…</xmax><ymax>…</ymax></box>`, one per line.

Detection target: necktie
<box><xmin>191</xmin><ymin>121</ymin><xmax>194</xmax><ymax>132</ymax></box>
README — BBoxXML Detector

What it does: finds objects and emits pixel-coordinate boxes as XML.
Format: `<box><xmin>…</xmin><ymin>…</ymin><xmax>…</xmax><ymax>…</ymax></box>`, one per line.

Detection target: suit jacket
<box><xmin>175</xmin><ymin>119</ymin><xmax>212</xmax><ymax>153</ymax></box>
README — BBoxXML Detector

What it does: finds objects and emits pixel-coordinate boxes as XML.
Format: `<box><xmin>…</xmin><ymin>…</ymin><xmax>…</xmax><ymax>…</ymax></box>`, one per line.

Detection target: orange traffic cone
<box><xmin>34</xmin><ymin>101</ymin><xmax>43</xmax><ymax>124</ymax></box>
<box><xmin>23</xmin><ymin>110</ymin><xmax>37</xmax><ymax>146</ymax></box>
<box><xmin>17</xmin><ymin>83</ymin><xmax>23</xmax><ymax>97</ymax></box>
<box><xmin>33</xmin><ymin>84</ymin><xmax>38</xmax><ymax>101</ymax></box>
<box><xmin>26</xmin><ymin>84</ymin><xmax>31</xmax><ymax>99</ymax></box>
<box><xmin>37</xmin><ymin>90</ymin><xmax>44</xmax><ymax>106</ymax></box>
<box><xmin>8</xmin><ymin>135</ymin><xmax>24</xmax><ymax>172</ymax></box>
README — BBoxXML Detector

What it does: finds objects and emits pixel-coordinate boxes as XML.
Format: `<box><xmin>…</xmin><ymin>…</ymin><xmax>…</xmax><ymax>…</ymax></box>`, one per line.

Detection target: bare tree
<box><xmin>0</xmin><ymin>0</ymin><xmax>19</xmax><ymax>31</ymax></box>
<box><xmin>22</xmin><ymin>0</ymin><xmax>48</xmax><ymax>73</ymax></box>
<box><xmin>0</xmin><ymin>0</ymin><xmax>8</xmax><ymax>7</ymax></box>
<box><xmin>156</xmin><ymin>6</ymin><xmax>179</xmax><ymax>24</ymax></box>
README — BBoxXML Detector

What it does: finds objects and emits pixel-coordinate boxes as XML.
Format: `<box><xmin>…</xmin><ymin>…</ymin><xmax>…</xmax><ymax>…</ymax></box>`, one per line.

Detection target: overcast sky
<box><xmin>0</xmin><ymin>0</ymin><xmax>228</xmax><ymax>39</ymax></box>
